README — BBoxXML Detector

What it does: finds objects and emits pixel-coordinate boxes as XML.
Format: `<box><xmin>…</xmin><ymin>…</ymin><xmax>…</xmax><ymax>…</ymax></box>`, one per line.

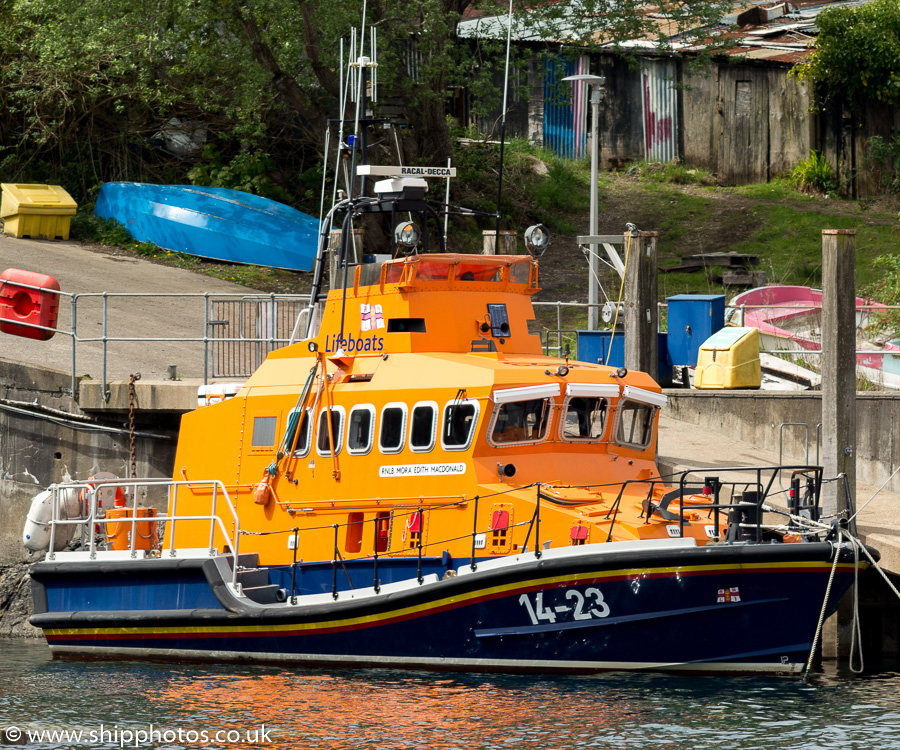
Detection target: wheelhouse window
<box><xmin>614</xmin><ymin>400</ymin><xmax>656</xmax><ymax>450</ymax></box>
<box><xmin>379</xmin><ymin>402</ymin><xmax>407</xmax><ymax>454</ymax></box>
<box><xmin>410</xmin><ymin>401</ymin><xmax>438</xmax><ymax>452</ymax></box>
<box><xmin>441</xmin><ymin>399</ymin><xmax>480</xmax><ymax>451</ymax></box>
<box><xmin>489</xmin><ymin>398</ymin><xmax>551</xmax><ymax>445</ymax></box>
<box><xmin>560</xmin><ymin>396</ymin><xmax>608</xmax><ymax>442</ymax></box>
<box><xmin>316</xmin><ymin>406</ymin><xmax>345</xmax><ymax>456</ymax></box>
<box><xmin>282</xmin><ymin>408</ymin><xmax>312</xmax><ymax>457</ymax></box>
<box><xmin>347</xmin><ymin>405</ymin><xmax>376</xmax><ymax>455</ymax></box>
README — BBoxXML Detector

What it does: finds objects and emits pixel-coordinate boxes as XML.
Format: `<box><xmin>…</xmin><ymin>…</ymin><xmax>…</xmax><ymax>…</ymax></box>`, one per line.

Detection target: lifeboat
<box><xmin>25</xmin><ymin>51</ymin><xmax>878</xmax><ymax>677</ymax></box>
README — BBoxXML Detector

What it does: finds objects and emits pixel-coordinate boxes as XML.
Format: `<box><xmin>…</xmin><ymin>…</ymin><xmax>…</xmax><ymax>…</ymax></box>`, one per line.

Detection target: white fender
<box><xmin>22</xmin><ymin>487</ymin><xmax>81</xmax><ymax>553</ymax></box>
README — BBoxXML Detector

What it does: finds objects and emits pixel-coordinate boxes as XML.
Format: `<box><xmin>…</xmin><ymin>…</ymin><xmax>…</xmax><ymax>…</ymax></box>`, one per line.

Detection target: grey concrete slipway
<box><xmin>0</xmin><ymin>233</ymin><xmax>265</xmax><ymax>383</ymax></box>
<box><xmin>2</xmin><ymin>233</ymin><xmax>899</xmax><ymax>575</ymax></box>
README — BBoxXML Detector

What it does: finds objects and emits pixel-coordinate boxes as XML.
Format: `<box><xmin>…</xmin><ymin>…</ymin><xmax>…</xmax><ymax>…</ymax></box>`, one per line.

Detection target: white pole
<box><xmin>444</xmin><ymin>157</ymin><xmax>451</xmax><ymax>239</ymax></box>
<box><xmin>588</xmin><ymin>85</ymin><xmax>600</xmax><ymax>330</ymax></box>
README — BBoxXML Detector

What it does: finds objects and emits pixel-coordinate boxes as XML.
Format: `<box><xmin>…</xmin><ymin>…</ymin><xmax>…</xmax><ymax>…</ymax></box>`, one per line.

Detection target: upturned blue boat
<box><xmin>94</xmin><ymin>183</ymin><xmax>319</xmax><ymax>271</ymax></box>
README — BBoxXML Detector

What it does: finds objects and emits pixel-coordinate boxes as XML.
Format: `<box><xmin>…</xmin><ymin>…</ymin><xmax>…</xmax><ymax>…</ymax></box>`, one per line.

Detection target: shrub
<box><xmin>790</xmin><ymin>151</ymin><xmax>835</xmax><ymax>195</ymax></box>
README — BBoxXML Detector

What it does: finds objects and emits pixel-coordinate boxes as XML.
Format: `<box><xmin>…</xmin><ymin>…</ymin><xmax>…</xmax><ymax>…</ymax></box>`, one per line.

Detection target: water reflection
<box><xmin>1</xmin><ymin>641</ymin><xmax>900</xmax><ymax>750</ymax></box>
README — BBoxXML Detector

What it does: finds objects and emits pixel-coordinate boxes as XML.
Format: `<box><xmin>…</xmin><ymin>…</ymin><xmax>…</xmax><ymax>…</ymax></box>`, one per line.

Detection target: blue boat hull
<box><xmin>30</xmin><ymin>541</ymin><xmax>863</xmax><ymax>674</ymax></box>
<box><xmin>94</xmin><ymin>183</ymin><xmax>319</xmax><ymax>271</ymax></box>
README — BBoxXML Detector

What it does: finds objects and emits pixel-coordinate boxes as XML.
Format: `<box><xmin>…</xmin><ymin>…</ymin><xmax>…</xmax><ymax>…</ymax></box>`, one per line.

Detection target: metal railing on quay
<box><xmin>0</xmin><ymin>279</ymin><xmax>310</xmax><ymax>399</ymax></box>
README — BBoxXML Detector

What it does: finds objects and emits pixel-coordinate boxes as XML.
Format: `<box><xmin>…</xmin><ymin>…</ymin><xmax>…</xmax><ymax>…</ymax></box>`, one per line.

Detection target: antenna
<box><xmin>371</xmin><ymin>27</ymin><xmax>378</xmax><ymax>102</ymax></box>
<box><xmin>494</xmin><ymin>0</ymin><xmax>515</xmax><ymax>240</ymax></box>
<box><xmin>349</xmin><ymin>29</ymin><xmax>358</xmax><ymax>102</ymax></box>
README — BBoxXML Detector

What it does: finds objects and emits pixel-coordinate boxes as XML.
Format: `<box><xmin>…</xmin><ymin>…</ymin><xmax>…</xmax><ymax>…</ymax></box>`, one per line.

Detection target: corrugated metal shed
<box><xmin>641</xmin><ymin>59</ymin><xmax>679</xmax><ymax>162</ymax></box>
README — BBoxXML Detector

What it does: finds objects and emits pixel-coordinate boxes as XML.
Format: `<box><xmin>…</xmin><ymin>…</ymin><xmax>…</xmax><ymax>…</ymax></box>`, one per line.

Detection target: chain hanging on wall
<box><xmin>127</xmin><ymin>373</ymin><xmax>141</xmax><ymax>489</ymax></box>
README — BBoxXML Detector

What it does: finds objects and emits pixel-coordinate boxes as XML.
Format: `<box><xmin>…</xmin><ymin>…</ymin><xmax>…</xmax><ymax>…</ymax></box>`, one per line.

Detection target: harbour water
<box><xmin>2</xmin><ymin>640</ymin><xmax>900</xmax><ymax>749</ymax></box>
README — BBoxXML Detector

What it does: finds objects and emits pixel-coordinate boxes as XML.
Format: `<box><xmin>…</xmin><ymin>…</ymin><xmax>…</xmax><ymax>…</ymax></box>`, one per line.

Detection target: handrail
<box><xmin>2</xmin><ymin>287</ymin><xmax>310</xmax><ymax>399</ymax></box>
<box><xmin>41</xmin><ymin>466</ymin><xmax>834</xmax><ymax>600</ymax></box>
<box><xmin>46</xmin><ymin>477</ymin><xmax>243</xmax><ymax>590</ymax></box>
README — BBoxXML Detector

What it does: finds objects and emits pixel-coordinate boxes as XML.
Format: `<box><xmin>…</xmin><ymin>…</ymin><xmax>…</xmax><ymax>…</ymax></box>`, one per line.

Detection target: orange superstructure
<box><xmin>167</xmin><ymin>253</ymin><xmax>721</xmax><ymax>566</ymax></box>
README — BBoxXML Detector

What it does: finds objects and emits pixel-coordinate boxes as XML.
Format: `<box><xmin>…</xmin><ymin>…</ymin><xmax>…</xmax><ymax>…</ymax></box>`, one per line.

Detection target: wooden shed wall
<box><xmin>466</xmin><ymin>49</ymin><xmax>825</xmax><ymax>187</ymax></box>
<box><xmin>595</xmin><ymin>55</ymin><xmax>645</xmax><ymax>169</ymax></box>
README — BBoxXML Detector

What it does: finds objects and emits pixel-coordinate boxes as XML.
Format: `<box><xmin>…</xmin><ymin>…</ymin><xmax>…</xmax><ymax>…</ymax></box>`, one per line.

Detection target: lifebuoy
<box><xmin>80</xmin><ymin>473</ymin><xmax>126</xmax><ymax>518</ymax></box>
<box><xmin>0</xmin><ymin>268</ymin><xmax>60</xmax><ymax>341</ymax></box>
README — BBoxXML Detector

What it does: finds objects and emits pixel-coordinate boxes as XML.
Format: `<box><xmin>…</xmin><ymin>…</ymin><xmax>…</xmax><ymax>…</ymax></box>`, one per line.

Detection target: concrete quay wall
<box><xmin>0</xmin><ymin>359</ymin><xmax>179</xmax><ymax>567</ymax></box>
<box><xmin>663</xmin><ymin>390</ymin><xmax>900</xmax><ymax>494</ymax></box>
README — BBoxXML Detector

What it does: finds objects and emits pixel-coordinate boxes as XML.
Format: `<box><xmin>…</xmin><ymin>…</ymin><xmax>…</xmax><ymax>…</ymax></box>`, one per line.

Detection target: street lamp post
<box><xmin>563</xmin><ymin>74</ymin><xmax>606</xmax><ymax>330</ymax></box>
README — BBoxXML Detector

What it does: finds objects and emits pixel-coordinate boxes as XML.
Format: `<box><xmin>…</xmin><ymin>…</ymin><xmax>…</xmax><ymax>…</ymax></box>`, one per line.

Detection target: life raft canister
<box><xmin>22</xmin><ymin>487</ymin><xmax>81</xmax><ymax>553</ymax></box>
<box><xmin>0</xmin><ymin>268</ymin><xmax>60</xmax><ymax>341</ymax></box>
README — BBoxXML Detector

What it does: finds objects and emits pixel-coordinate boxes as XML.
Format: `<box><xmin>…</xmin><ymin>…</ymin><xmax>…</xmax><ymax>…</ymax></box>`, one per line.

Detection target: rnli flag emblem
<box><xmin>717</xmin><ymin>587</ymin><xmax>741</xmax><ymax>603</ymax></box>
<box><xmin>360</xmin><ymin>304</ymin><xmax>385</xmax><ymax>331</ymax></box>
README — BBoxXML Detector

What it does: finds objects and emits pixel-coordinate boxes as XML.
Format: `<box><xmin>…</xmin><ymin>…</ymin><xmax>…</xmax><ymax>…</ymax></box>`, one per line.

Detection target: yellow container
<box><xmin>1</xmin><ymin>183</ymin><xmax>77</xmax><ymax>240</ymax></box>
<box><xmin>694</xmin><ymin>326</ymin><xmax>761</xmax><ymax>389</ymax></box>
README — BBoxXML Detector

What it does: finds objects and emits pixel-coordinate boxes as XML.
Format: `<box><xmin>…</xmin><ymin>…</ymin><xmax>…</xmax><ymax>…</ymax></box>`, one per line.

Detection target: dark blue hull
<box><xmin>95</xmin><ymin>183</ymin><xmax>319</xmax><ymax>271</ymax></box>
<box><xmin>30</xmin><ymin>540</ymin><xmax>864</xmax><ymax>675</ymax></box>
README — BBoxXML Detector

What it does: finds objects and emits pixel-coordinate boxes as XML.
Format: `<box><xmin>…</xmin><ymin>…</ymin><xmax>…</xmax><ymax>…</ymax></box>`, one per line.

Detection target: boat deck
<box><xmin>658</xmin><ymin>413</ymin><xmax>900</xmax><ymax>574</ymax></box>
<box><xmin>3</xmin><ymin>233</ymin><xmax>899</xmax><ymax>574</ymax></box>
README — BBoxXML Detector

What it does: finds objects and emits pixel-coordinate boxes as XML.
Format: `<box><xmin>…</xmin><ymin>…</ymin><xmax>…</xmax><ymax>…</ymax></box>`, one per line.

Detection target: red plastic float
<box><xmin>0</xmin><ymin>268</ymin><xmax>60</xmax><ymax>340</ymax></box>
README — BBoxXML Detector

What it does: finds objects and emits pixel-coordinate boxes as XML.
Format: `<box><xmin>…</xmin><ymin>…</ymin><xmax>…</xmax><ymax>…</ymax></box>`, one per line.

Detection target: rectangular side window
<box><xmin>348</xmin><ymin>406</ymin><xmax>375</xmax><ymax>454</ymax></box>
<box><xmin>284</xmin><ymin>409</ymin><xmax>311</xmax><ymax>455</ymax></box>
<box><xmin>380</xmin><ymin>405</ymin><xmax>406</xmax><ymax>453</ymax></box>
<box><xmin>317</xmin><ymin>408</ymin><xmax>343</xmax><ymax>454</ymax></box>
<box><xmin>442</xmin><ymin>401</ymin><xmax>479</xmax><ymax>450</ymax></box>
<box><xmin>410</xmin><ymin>403</ymin><xmax>437</xmax><ymax>451</ymax></box>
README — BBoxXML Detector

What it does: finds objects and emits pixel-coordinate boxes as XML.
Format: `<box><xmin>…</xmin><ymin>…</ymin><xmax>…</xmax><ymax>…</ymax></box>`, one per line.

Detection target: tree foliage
<box><xmin>0</xmin><ymin>0</ymin><xmax>728</xmax><ymax>207</ymax></box>
<box><xmin>793</xmin><ymin>0</ymin><xmax>900</xmax><ymax>108</ymax></box>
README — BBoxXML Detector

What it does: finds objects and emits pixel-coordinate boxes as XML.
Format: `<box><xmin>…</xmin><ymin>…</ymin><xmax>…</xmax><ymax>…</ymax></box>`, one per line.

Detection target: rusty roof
<box><xmin>456</xmin><ymin>0</ymin><xmax>876</xmax><ymax>64</ymax></box>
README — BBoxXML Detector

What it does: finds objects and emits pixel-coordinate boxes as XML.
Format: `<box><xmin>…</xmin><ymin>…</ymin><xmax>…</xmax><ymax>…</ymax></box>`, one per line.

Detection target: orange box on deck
<box><xmin>107</xmin><ymin>507</ymin><xmax>159</xmax><ymax>551</ymax></box>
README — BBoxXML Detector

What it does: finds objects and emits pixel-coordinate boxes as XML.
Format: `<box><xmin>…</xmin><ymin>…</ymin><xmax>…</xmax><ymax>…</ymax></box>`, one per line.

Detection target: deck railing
<box><xmin>38</xmin><ymin>465</ymin><xmax>830</xmax><ymax>600</ymax></box>
<box><xmin>45</xmin><ymin>477</ymin><xmax>243</xmax><ymax>590</ymax></box>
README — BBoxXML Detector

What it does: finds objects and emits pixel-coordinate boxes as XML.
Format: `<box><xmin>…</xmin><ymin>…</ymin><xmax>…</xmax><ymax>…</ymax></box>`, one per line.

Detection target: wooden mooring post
<box><xmin>624</xmin><ymin>232</ymin><xmax>658</xmax><ymax>380</ymax></box>
<box><xmin>821</xmin><ymin>228</ymin><xmax>857</xmax><ymax>660</ymax></box>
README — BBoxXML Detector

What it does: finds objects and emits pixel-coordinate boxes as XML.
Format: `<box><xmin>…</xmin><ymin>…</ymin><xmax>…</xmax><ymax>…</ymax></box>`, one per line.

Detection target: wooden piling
<box><xmin>624</xmin><ymin>232</ymin><xmax>658</xmax><ymax>380</ymax></box>
<box><xmin>821</xmin><ymin>228</ymin><xmax>857</xmax><ymax>660</ymax></box>
<box><xmin>821</xmin><ymin>229</ymin><xmax>857</xmax><ymax>518</ymax></box>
